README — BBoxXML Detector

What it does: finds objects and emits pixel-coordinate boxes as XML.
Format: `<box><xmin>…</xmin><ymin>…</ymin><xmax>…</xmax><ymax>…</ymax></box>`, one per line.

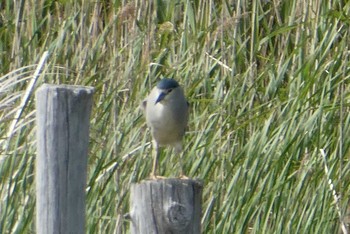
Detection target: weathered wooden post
<box><xmin>129</xmin><ymin>178</ymin><xmax>203</xmax><ymax>234</ymax></box>
<box><xmin>35</xmin><ymin>84</ymin><xmax>94</xmax><ymax>234</ymax></box>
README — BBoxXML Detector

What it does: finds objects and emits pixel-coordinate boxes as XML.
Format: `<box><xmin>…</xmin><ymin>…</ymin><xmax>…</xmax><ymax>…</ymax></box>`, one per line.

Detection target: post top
<box><xmin>38</xmin><ymin>84</ymin><xmax>95</xmax><ymax>94</ymax></box>
<box><xmin>138</xmin><ymin>178</ymin><xmax>203</xmax><ymax>188</ymax></box>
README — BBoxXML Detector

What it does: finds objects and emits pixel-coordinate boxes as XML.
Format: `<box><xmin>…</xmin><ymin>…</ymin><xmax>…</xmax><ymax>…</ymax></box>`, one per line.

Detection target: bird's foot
<box><xmin>178</xmin><ymin>174</ymin><xmax>190</xmax><ymax>180</ymax></box>
<box><xmin>149</xmin><ymin>173</ymin><xmax>167</xmax><ymax>180</ymax></box>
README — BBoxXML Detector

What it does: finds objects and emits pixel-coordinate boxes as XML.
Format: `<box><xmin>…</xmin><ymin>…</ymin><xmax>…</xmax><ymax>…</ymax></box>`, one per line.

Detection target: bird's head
<box><xmin>155</xmin><ymin>78</ymin><xmax>180</xmax><ymax>104</ymax></box>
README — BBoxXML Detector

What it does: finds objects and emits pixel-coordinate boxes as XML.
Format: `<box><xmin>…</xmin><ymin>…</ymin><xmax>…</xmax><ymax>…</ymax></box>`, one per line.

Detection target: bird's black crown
<box><xmin>157</xmin><ymin>78</ymin><xmax>179</xmax><ymax>90</ymax></box>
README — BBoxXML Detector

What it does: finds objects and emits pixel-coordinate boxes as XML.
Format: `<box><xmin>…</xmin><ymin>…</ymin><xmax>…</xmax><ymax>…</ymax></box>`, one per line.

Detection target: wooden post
<box><xmin>129</xmin><ymin>178</ymin><xmax>203</xmax><ymax>234</ymax></box>
<box><xmin>35</xmin><ymin>84</ymin><xmax>94</xmax><ymax>234</ymax></box>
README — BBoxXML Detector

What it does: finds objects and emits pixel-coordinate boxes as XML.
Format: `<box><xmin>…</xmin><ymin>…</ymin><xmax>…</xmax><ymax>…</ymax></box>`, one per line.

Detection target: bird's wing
<box><xmin>185</xmin><ymin>100</ymin><xmax>190</xmax><ymax>131</ymax></box>
<box><xmin>140</xmin><ymin>99</ymin><xmax>147</xmax><ymax>112</ymax></box>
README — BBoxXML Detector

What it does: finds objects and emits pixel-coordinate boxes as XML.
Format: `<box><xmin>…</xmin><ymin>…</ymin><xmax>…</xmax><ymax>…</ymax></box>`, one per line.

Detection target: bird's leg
<box><xmin>179</xmin><ymin>150</ymin><xmax>185</xmax><ymax>176</ymax></box>
<box><xmin>175</xmin><ymin>143</ymin><xmax>189</xmax><ymax>179</ymax></box>
<box><xmin>179</xmin><ymin>151</ymin><xmax>189</xmax><ymax>179</ymax></box>
<box><xmin>150</xmin><ymin>141</ymin><xmax>159</xmax><ymax>179</ymax></box>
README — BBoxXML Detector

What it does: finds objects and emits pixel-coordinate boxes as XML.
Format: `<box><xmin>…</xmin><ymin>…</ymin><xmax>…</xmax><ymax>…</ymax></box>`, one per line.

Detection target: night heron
<box><xmin>141</xmin><ymin>78</ymin><xmax>189</xmax><ymax>178</ymax></box>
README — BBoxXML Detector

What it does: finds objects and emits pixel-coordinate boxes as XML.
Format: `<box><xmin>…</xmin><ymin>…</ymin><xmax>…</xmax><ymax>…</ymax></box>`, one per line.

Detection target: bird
<box><xmin>141</xmin><ymin>78</ymin><xmax>189</xmax><ymax>178</ymax></box>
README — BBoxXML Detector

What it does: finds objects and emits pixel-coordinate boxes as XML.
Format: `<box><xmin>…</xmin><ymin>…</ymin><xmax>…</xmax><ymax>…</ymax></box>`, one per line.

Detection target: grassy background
<box><xmin>1</xmin><ymin>0</ymin><xmax>350</xmax><ymax>233</ymax></box>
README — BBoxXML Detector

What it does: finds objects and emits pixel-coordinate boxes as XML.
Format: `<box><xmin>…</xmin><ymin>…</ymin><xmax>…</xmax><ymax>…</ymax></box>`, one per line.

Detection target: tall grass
<box><xmin>1</xmin><ymin>0</ymin><xmax>350</xmax><ymax>233</ymax></box>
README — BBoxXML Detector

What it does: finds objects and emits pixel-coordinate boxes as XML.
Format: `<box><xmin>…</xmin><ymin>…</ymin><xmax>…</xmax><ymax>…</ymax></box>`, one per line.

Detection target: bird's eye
<box><xmin>168</xmin><ymin>88</ymin><xmax>173</xmax><ymax>93</ymax></box>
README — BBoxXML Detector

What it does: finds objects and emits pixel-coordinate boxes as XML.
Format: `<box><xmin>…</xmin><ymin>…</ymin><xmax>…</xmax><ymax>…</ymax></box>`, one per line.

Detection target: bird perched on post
<box><xmin>141</xmin><ymin>78</ymin><xmax>189</xmax><ymax>178</ymax></box>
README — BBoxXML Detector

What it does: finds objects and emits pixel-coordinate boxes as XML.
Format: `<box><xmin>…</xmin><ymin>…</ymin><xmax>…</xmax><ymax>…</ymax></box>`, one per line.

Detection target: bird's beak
<box><xmin>155</xmin><ymin>92</ymin><xmax>167</xmax><ymax>104</ymax></box>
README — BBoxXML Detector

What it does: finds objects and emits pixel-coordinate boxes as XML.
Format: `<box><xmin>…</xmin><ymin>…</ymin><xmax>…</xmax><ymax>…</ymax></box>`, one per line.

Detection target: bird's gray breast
<box><xmin>146</xmin><ymin>100</ymin><xmax>187</xmax><ymax>146</ymax></box>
